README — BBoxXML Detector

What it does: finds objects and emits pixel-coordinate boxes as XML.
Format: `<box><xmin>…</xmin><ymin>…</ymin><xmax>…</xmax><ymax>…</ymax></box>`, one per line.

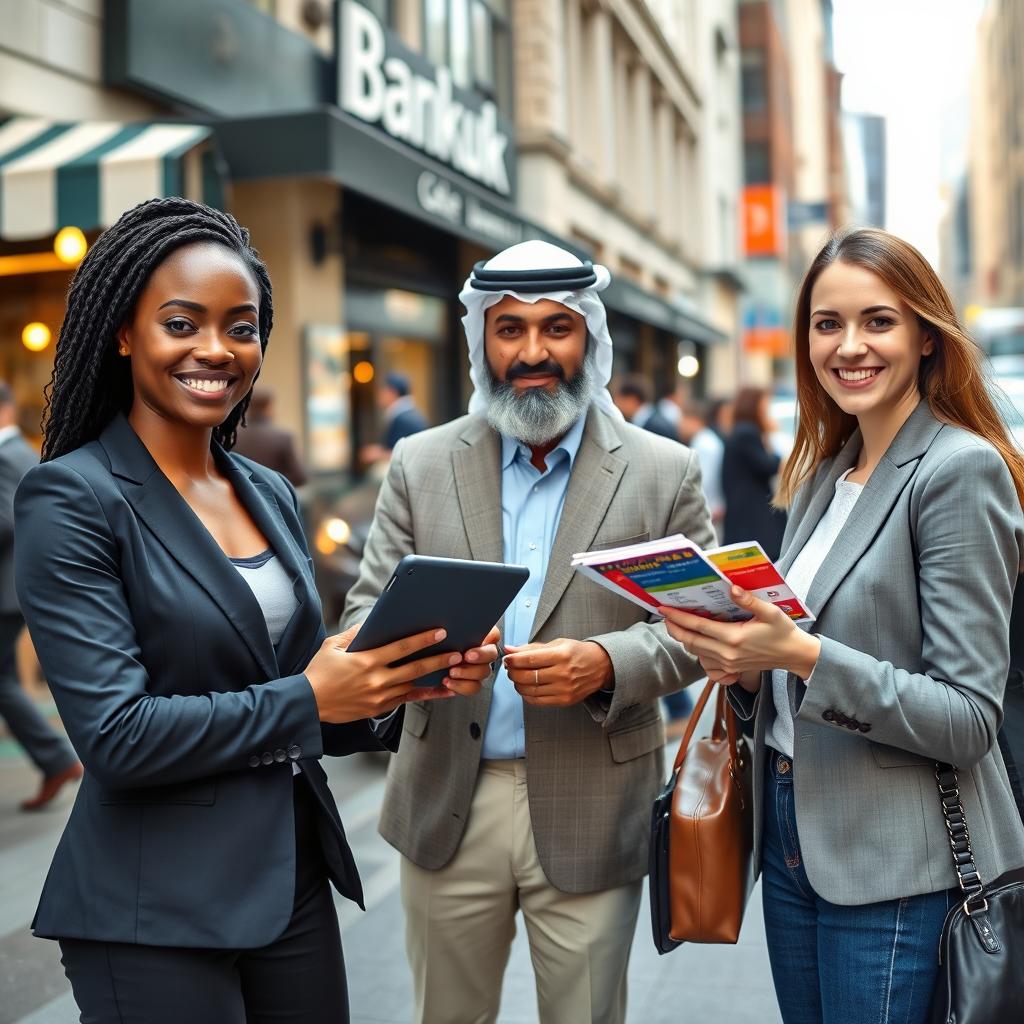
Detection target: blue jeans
<box><xmin>761</xmin><ymin>749</ymin><xmax>953</xmax><ymax>1024</ymax></box>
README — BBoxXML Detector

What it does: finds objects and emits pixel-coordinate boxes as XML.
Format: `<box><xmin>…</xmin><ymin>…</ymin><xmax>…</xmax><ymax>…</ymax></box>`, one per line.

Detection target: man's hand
<box><xmin>503</xmin><ymin>638</ymin><xmax>613</xmax><ymax>707</ymax></box>
<box><xmin>443</xmin><ymin>625</ymin><xmax>502</xmax><ymax>697</ymax></box>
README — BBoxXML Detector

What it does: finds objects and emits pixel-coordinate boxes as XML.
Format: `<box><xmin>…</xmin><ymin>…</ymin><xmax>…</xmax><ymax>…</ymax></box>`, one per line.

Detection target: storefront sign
<box><xmin>339</xmin><ymin>0</ymin><xmax>513</xmax><ymax>197</ymax></box>
<box><xmin>415</xmin><ymin>171</ymin><xmax>523</xmax><ymax>247</ymax></box>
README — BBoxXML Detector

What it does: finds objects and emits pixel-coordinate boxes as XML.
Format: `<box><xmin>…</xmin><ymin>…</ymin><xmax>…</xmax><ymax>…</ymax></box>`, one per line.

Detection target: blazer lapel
<box><xmin>801</xmin><ymin>401</ymin><xmax>944</xmax><ymax>620</ymax></box>
<box><xmin>777</xmin><ymin>434</ymin><xmax>861</xmax><ymax>575</ymax></box>
<box><xmin>219</xmin><ymin>453</ymin><xmax>321</xmax><ymax>672</ymax></box>
<box><xmin>452</xmin><ymin>417</ymin><xmax>504</xmax><ymax>564</ymax></box>
<box><xmin>530</xmin><ymin>407</ymin><xmax>627</xmax><ymax>640</ymax></box>
<box><xmin>100</xmin><ymin>416</ymin><xmax>278</xmax><ymax>680</ymax></box>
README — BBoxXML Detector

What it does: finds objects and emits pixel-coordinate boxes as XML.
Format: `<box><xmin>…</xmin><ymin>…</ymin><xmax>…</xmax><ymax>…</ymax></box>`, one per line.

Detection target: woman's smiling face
<box><xmin>808</xmin><ymin>260</ymin><xmax>934</xmax><ymax>423</ymax></box>
<box><xmin>117</xmin><ymin>241</ymin><xmax>263</xmax><ymax>431</ymax></box>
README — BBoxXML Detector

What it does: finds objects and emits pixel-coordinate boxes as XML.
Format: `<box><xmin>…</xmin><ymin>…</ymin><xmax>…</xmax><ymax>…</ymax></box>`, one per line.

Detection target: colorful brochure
<box><xmin>571</xmin><ymin>535</ymin><xmax>814</xmax><ymax>625</ymax></box>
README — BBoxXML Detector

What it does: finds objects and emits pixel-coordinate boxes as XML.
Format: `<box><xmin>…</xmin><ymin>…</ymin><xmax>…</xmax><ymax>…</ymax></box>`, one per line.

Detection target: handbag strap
<box><xmin>935</xmin><ymin>762</ymin><xmax>989</xmax><ymax>914</ymax></box>
<box><xmin>671</xmin><ymin>681</ymin><xmax>741</xmax><ymax>773</ymax></box>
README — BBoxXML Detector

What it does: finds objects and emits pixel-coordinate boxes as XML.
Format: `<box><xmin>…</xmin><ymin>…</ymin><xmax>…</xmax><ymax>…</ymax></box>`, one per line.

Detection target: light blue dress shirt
<box><xmin>481</xmin><ymin>414</ymin><xmax>587</xmax><ymax>760</ymax></box>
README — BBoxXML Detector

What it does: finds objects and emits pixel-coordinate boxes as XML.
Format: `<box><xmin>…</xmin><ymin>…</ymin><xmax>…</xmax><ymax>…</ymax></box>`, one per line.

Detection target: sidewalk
<box><xmin>0</xmin><ymin>702</ymin><xmax>782</xmax><ymax>1023</ymax></box>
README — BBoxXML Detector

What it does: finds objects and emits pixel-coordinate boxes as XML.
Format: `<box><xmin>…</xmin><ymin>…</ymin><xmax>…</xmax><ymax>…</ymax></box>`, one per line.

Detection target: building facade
<box><xmin>0</xmin><ymin>0</ymin><xmax>738</xmax><ymax>470</ymax></box>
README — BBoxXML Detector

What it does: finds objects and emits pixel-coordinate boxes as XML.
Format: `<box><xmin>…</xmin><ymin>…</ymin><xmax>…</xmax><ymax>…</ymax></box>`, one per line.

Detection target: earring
<box><xmin>118</xmin><ymin>347</ymin><xmax>129</xmax><ymax>357</ymax></box>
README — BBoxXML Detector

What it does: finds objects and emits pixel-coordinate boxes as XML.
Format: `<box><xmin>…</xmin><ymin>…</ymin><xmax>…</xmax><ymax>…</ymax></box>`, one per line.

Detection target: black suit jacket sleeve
<box><xmin>14</xmin><ymin>461</ymin><xmax>327</xmax><ymax>789</ymax></box>
<box><xmin>278</xmin><ymin>476</ymin><xmax>401</xmax><ymax>755</ymax></box>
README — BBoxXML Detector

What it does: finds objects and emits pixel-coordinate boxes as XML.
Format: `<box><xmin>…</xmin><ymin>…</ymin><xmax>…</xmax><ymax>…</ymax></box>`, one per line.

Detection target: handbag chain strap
<box><xmin>935</xmin><ymin>762</ymin><xmax>988</xmax><ymax>915</ymax></box>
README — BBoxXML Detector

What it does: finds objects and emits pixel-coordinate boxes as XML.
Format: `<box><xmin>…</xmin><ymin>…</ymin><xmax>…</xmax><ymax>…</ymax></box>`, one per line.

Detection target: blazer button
<box><xmin>822</xmin><ymin>709</ymin><xmax>835</xmax><ymax>722</ymax></box>
<box><xmin>274</xmin><ymin>749</ymin><xmax>287</xmax><ymax>763</ymax></box>
<box><xmin>469</xmin><ymin>722</ymin><xmax>481</xmax><ymax>740</ymax></box>
<box><xmin>859</xmin><ymin>723</ymin><xmax>871</xmax><ymax>733</ymax></box>
<box><xmin>261</xmin><ymin>752</ymin><xmax>274</xmax><ymax>765</ymax></box>
<box><xmin>248</xmin><ymin>754</ymin><xmax>261</xmax><ymax>768</ymax></box>
<box><xmin>287</xmin><ymin>744</ymin><xmax>302</xmax><ymax>760</ymax></box>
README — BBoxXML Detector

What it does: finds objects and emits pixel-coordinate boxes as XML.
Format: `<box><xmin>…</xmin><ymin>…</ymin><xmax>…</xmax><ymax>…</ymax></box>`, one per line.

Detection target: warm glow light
<box><xmin>353</xmin><ymin>361</ymin><xmax>375</xmax><ymax>384</ymax></box>
<box><xmin>314</xmin><ymin>527</ymin><xmax>337</xmax><ymax>556</ymax></box>
<box><xmin>677</xmin><ymin>355</ymin><xmax>700</xmax><ymax>378</ymax></box>
<box><xmin>22</xmin><ymin>322</ymin><xmax>52</xmax><ymax>352</ymax></box>
<box><xmin>324</xmin><ymin>517</ymin><xmax>352</xmax><ymax>545</ymax></box>
<box><xmin>54</xmin><ymin>227</ymin><xmax>87</xmax><ymax>265</ymax></box>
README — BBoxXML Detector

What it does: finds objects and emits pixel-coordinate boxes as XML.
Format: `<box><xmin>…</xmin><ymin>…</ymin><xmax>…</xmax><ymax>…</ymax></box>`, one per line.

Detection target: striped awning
<box><xmin>0</xmin><ymin>118</ymin><xmax>223</xmax><ymax>241</ymax></box>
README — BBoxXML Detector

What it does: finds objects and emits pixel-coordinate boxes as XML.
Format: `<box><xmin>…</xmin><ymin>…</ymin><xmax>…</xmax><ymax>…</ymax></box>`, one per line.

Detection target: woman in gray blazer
<box><xmin>661</xmin><ymin>228</ymin><xmax>1024</xmax><ymax>1024</ymax></box>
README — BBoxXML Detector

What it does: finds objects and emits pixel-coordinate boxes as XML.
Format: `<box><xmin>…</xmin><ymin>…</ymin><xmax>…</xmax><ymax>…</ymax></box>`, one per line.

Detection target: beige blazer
<box><xmin>342</xmin><ymin>406</ymin><xmax>715</xmax><ymax>893</ymax></box>
<box><xmin>731</xmin><ymin>401</ymin><xmax>1024</xmax><ymax>905</ymax></box>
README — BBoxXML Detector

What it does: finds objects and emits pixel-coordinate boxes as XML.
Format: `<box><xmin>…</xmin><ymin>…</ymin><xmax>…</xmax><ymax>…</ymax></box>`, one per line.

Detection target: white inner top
<box><xmin>765</xmin><ymin>470</ymin><xmax>863</xmax><ymax>758</ymax></box>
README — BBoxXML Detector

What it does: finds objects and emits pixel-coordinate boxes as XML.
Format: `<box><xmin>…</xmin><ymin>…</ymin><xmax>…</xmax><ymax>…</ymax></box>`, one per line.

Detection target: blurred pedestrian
<box><xmin>0</xmin><ymin>382</ymin><xmax>82</xmax><ymax>811</ymax></box>
<box><xmin>233</xmin><ymin>386</ymin><xmax>308</xmax><ymax>486</ymax></box>
<box><xmin>661</xmin><ymin>227</ymin><xmax>1024</xmax><ymax>1024</ymax></box>
<box><xmin>15</xmin><ymin>198</ymin><xmax>497</xmax><ymax>1024</ymax></box>
<box><xmin>611</xmin><ymin>373</ymin><xmax>679</xmax><ymax>439</ymax></box>
<box><xmin>707</xmin><ymin>395</ymin><xmax>734</xmax><ymax>440</ymax></box>
<box><xmin>722</xmin><ymin>386</ymin><xmax>787</xmax><ymax>560</ymax></box>
<box><xmin>343</xmin><ymin>240</ymin><xmax>713</xmax><ymax>1024</ymax></box>
<box><xmin>655</xmin><ymin>383</ymin><xmax>684</xmax><ymax>433</ymax></box>
<box><xmin>359</xmin><ymin>371</ymin><xmax>428</xmax><ymax>467</ymax></box>
<box><xmin>678</xmin><ymin>397</ymin><xmax>725</xmax><ymax>535</ymax></box>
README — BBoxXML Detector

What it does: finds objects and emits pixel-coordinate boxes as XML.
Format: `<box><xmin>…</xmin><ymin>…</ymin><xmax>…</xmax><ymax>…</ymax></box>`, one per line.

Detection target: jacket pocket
<box><xmin>608</xmin><ymin>714</ymin><xmax>664</xmax><ymax>763</ymax></box>
<box><xmin>590</xmin><ymin>532</ymin><xmax>650</xmax><ymax>552</ymax></box>
<box><xmin>99</xmin><ymin>780</ymin><xmax>217</xmax><ymax>805</ymax></box>
<box><xmin>870</xmin><ymin>743</ymin><xmax>933</xmax><ymax>769</ymax></box>
<box><xmin>404</xmin><ymin>702</ymin><xmax>430</xmax><ymax>739</ymax></box>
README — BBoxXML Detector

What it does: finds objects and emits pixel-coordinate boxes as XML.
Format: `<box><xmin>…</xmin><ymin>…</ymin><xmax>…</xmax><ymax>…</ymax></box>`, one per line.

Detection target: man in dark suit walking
<box><xmin>360</xmin><ymin>372</ymin><xmax>429</xmax><ymax>467</ymax></box>
<box><xmin>0</xmin><ymin>383</ymin><xmax>81</xmax><ymax>810</ymax></box>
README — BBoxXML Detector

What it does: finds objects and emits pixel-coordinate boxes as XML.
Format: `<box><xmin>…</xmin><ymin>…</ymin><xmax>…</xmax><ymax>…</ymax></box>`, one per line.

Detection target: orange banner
<box><xmin>742</xmin><ymin>185</ymin><xmax>785</xmax><ymax>257</ymax></box>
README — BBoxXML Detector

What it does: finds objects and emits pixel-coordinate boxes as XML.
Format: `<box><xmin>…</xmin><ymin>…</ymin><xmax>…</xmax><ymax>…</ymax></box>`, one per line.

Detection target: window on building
<box><xmin>740</xmin><ymin>49</ymin><xmax>767</xmax><ymax>113</ymax></box>
<box><xmin>744</xmin><ymin>141</ymin><xmax>771</xmax><ymax>184</ymax></box>
<box><xmin>421</xmin><ymin>0</ymin><xmax>511</xmax><ymax>109</ymax></box>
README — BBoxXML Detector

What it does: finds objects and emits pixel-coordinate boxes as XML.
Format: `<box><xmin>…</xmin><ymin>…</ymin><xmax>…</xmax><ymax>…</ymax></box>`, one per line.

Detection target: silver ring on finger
<box><xmin>534</xmin><ymin>669</ymin><xmax>539</xmax><ymax>687</ymax></box>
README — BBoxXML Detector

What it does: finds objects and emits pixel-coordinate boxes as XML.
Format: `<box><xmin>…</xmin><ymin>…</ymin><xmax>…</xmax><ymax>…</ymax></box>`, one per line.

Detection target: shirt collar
<box><xmin>500</xmin><ymin>410</ymin><xmax>587</xmax><ymax>471</ymax></box>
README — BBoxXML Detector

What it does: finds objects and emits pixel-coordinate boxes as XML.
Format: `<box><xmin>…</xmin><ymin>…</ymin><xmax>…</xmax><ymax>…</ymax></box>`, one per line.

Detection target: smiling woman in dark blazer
<box><xmin>13</xmin><ymin>199</ymin><xmax>497</xmax><ymax>1024</ymax></box>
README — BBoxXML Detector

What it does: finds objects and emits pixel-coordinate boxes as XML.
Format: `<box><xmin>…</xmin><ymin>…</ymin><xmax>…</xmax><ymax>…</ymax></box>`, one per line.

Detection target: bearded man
<box><xmin>342</xmin><ymin>241</ymin><xmax>714</xmax><ymax>1024</ymax></box>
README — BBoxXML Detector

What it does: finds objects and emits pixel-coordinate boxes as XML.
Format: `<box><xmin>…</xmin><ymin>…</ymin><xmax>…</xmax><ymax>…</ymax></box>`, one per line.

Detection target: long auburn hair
<box><xmin>776</xmin><ymin>227</ymin><xmax>1024</xmax><ymax>510</ymax></box>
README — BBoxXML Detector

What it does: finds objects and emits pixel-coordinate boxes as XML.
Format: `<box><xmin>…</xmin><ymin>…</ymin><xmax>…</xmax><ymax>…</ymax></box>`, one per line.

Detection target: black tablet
<box><xmin>346</xmin><ymin>555</ymin><xmax>530</xmax><ymax>686</ymax></box>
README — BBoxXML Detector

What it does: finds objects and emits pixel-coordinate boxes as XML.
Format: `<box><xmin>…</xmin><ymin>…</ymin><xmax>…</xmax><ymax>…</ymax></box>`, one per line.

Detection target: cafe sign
<box><xmin>338</xmin><ymin>0</ymin><xmax>514</xmax><ymax>197</ymax></box>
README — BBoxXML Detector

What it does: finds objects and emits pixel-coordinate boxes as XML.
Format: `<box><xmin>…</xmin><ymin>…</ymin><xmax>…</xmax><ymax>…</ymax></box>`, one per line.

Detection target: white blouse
<box><xmin>765</xmin><ymin>470</ymin><xmax>864</xmax><ymax>758</ymax></box>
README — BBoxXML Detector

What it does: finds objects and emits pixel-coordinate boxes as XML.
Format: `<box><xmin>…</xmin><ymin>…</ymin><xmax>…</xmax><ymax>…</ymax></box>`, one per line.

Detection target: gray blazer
<box><xmin>732</xmin><ymin>401</ymin><xmax>1024</xmax><ymax>905</ymax></box>
<box><xmin>0</xmin><ymin>431</ymin><xmax>38</xmax><ymax>614</ymax></box>
<box><xmin>343</xmin><ymin>406</ymin><xmax>715</xmax><ymax>893</ymax></box>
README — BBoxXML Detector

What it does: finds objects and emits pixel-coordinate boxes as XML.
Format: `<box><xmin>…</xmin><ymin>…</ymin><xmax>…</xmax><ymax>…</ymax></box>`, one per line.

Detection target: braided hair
<box><xmin>41</xmin><ymin>197</ymin><xmax>273</xmax><ymax>462</ymax></box>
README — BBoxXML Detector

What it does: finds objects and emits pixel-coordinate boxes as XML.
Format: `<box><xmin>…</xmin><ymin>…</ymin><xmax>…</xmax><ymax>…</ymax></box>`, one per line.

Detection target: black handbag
<box><xmin>929</xmin><ymin>762</ymin><xmax>1024</xmax><ymax>1024</ymax></box>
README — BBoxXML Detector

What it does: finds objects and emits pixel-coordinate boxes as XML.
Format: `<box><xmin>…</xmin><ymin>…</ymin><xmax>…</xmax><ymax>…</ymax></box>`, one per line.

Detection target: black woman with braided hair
<box><xmin>13</xmin><ymin>198</ymin><xmax>499</xmax><ymax>1023</ymax></box>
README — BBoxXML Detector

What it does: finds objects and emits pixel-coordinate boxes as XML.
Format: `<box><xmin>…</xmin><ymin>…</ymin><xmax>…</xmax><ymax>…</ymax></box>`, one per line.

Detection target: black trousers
<box><xmin>58</xmin><ymin>777</ymin><xmax>349</xmax><ymax>1024</ymax></box>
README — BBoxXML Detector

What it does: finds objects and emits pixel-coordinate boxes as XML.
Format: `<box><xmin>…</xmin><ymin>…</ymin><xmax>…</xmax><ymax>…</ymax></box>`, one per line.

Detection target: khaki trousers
<box><xmin>400</xmin><ymin>760</ymin><xmax>642</xmax><ymax>1024</ymax></box>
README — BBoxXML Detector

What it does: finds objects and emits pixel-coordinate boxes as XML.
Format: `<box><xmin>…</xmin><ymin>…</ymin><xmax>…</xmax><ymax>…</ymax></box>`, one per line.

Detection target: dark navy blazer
<box><xmin>14</xmin><ymin>414</ymin><xmax>392</xmax><ymax>948</ymax></box>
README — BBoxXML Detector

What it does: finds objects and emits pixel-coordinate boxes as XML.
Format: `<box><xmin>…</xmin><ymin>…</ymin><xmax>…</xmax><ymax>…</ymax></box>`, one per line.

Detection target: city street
<box><xmin>0</xmin><ymin>698</ymin><xmax>781</xmax><ymax>1024</ymax></box>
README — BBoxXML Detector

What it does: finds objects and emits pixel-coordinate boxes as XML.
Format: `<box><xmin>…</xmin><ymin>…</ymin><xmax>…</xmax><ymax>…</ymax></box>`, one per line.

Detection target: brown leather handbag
<box><xmin>649</xmin><ymin>680</ymin><xmax>756</xmax><ymax>952</ymax></box>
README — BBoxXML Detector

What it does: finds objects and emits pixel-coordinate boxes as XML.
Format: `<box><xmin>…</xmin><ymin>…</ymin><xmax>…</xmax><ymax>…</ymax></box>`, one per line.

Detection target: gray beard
<box><xmin>479</xmin><ymin>349</ymin><xmax>597</xmax><ymax>446</ymax></box>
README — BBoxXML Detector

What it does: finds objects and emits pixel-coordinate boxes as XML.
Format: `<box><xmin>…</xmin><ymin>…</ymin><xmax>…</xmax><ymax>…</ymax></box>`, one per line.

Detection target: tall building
<box><xmin>737</xmin><ymin>0</ymin><xmax>845</xmax><ymax>382</ymax></box>
<box><xmin>512</xmin><ymin>0</ymin><xmax>742</xmax><ymax>399</ymax></box>
<box><xmin>843</xmin><ymin>112</ymin><xmax>887</xmax><ymax>229</ymax></box>
<box><xmin>968</xmin><ymin>0</ymin><xmax>1024</xmax><ymax>308</ymax></box>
